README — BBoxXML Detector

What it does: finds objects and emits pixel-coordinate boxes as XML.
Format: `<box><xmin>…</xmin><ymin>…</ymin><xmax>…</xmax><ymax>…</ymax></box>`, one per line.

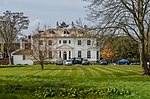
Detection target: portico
<box><xmin>57</xmin><ymin>45</ymin><xmax>73</xmax><ymax>60</ymax></box>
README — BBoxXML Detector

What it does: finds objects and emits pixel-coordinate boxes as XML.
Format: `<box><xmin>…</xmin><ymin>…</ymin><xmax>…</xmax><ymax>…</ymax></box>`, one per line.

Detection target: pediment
<box><xmin>57</xmin><ymin>45</ymin><xmax>73</xmax><ymax>50</ymax></box>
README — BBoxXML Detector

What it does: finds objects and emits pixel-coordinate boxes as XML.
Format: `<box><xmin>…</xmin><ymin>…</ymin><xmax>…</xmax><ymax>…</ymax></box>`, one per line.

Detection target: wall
<box><xmin>56</xmin><ymin>38</ymin><xmax>98</xmax><ymax>62</ymax></box>
<box><xmin>13</xmin><ymin>55</ymin><xmax>33</xmax><ymax>65</ymax></box>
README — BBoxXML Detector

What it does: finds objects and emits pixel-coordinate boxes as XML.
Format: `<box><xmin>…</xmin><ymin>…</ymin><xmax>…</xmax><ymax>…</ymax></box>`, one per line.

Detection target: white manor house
<box><xmin>12</xmin><ymin>27</ymin><xmax>100</xmax><ymax>65</ymax></box>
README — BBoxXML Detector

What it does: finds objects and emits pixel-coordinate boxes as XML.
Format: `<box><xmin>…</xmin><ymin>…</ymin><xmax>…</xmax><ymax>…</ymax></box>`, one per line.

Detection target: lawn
<box><xmin>0</xmin><ymin>64</ymin><xmax>149</xmax><ymax>99</ymax></box>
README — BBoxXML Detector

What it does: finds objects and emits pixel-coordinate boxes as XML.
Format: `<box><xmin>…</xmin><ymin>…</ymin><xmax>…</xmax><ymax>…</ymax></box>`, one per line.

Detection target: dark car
<box><xmin>99</xmin><ymin>60</ymin><xmax>108</xmax><ymax>65</ymax></box>
<box><xmin>56</xmin><ymin>58</ymin><xmax>63</xmax><ymax>65</ymax></box>
<box><xmin>116</xmin><ymin>59</ymin><xmax>130</xmax><ymax>65</ymax></box>
<box><xmin>82</xmin><ymin>59</ymin><xmax>90</xmax><ymax>65</ymax></box>
<box><xmin>71</xmin><ymin>57</ymin><xmax>83</xmax><ymax>65</ymax></box>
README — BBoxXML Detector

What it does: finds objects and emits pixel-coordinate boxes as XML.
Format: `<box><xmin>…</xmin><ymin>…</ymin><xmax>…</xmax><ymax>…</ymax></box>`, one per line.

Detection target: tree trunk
<box><xmin>40</xmin><ymin>62</ymin><xmax>44</xmax><ymax>69</ymax></box>
<box><xmin>7</xmin><ymin>48</ymin><xmax>12</xmax><ymax>65</ymax></box>
<box><xmin>140</xmin><ymin>39</ymin><xmax>150</xmax><ymax>75</ymax></box>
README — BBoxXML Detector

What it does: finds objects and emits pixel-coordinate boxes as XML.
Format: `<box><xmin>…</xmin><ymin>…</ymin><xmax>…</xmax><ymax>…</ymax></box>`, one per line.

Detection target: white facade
<box><xmin>55</xmin><ymin>38</ymin><xmax>98</xmax><ymax>62</ymax></box>
<box><xmin>13</xmin><ymin>55</ymin><xmax>33</xmax><ymax>65</ymax></box>
<box><xmin>12</xmin><ymin>28</ymin><xmax>100</xmax><ymax>65</ymax></box>
<box><xmin>33</xmin><ymin>28</ymin><xmax>100</xmax><ymax>62</ymax></box>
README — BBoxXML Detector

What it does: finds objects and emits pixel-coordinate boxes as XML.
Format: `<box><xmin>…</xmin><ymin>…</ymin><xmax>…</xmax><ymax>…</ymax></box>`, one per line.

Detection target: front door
<box><xmin>63</xmin><ymin>51</ymin><xmax>67</xmax><ymax>60</ymax></box>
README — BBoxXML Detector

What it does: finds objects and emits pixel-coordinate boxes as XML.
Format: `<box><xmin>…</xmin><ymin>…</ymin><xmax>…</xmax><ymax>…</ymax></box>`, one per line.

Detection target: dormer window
<box><xmin>64</xmin><ymin>30</ymin><xmax>70</xmax><ymax>34</ymax></box>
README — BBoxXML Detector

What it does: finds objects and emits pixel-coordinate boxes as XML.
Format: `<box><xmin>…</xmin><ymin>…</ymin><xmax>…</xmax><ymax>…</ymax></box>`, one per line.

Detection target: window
<box><xmin>78</xmin><ymin>51</ymin><xmax>82</xmax><ymax>58</ymax></box>
<box><xmin>59</xmin><ymin>40</ymin><xmax>61</xmax><ymax>44</ymax></box>
<box><xmin>69</xmin><ymin>40</ymin><xmax>71</xmax><ymax>44</ymax></box>
<box><xmin>48</xmin><ymin>40</ymin><xmax>52</xmax><ymax>45</ymax></box>
<box><xmin>63</xmin><ymin>51</ymin><xmax>67</xmax><ymax>60</ymax></box>
<box><xmin>63</xmin><ymin>40</ymin><xmax>67</xmax><ymax>44</ymax></box>
<box><xmin>39</xmin><ymin>40</ymin><xmax>43</xmax><ymax>45</ymax></box>
<box><xmin>49</xmin><ymin>51</ymin><xmax>52</xmax><ymax>59</ymax></box>
<box><xmin>23</xmin><ymin>55</ymin><xmax>26</xmax><ymax>60</ymax></box>
<box><xmin>87</xmin><ymin>51</ymin><xmax>91</xmax><ymax>59</ymax></box>
<box><xmin>64</xmin><ymin>30</ymin><xmax>70</xmax><ymax>34</ymax></box>
<box><xmin>59</xmin><ymin>51</ymin><xmax>61</xmax><ymax>58</ymax></box>
<box><xmin>96</xmin><ymin>41</ymin><xmax>99</xmax><ymax>46</ymax></box>
<box><xmin>97</xmin><ymin>51</ymin><xmax>99</xmax><ymax>60</ymax></box>
<box><xmin>25</xmin><ymin>43</ymin><xmax>31</xmax><ymax>49</ymax></box>
<box><xmin>69</xmin><ymin>51</ymin><xmax>71</xmax><ymax>59</ymax></box>
<box><xmin>39</xmin><ymin>51</ymin><xmax>43</xmax><ymax>56</ymax></box>
<box><xmin>78</xmin><ymin>40</ymin><xmax>81</xmax><ymax>45</ymax></box>
<box><xmin>87</xmin><ymin>40</ymin><xmax>91</xmax><ymax>45</ymax></box>
<box><xmin>0</xmin><ymin>44</ymin><xmax>1</xmax><ymax>51</ymax></box>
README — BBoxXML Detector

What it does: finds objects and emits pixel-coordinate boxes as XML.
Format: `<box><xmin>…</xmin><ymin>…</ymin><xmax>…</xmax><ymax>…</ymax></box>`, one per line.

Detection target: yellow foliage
<box><xmin>100</xmin><ymin>45</ymin><xmax>114</xmax><ymax>61</ymax></box>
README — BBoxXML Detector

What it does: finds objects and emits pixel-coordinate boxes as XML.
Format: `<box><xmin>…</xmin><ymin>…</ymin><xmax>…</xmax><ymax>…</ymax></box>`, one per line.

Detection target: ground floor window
<box><xmin>23</xmin><ymin>55</ymin><xmax>26</xmax><ymax>60</ymax></box>
<box><xmin>69</xmin><ymin>51</ymin><xmax>71</xmax><ymax>59</ymax></box>
<box><xmin>87</xmin><ymin>51</ymin><xmax>91</xmax><ymax>59</ymax></box>
<box><xmin>49</xmin><ymin>51</ymin><xmax>52</xmax><ymax>59</ymax></box>
<box><xmin>59</xmin><ymin>51</ymin><xmax>61</xmax><ymax>58</ymax></box>
<box><xmin>97</xmin><ymin>51</ymin><xmax>99</xmax><ymax>60</ymax></box>
<box><xmin>78</xmin><ymin>51</ymin><xmax>82</xmax><ymax>58</ymax></box>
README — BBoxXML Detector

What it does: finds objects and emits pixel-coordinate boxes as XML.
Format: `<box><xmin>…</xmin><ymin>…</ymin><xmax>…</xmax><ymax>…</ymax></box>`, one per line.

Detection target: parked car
<box><xmin>99</xmin><ymin>60</ymin><xmax>108</xmax><ymax>65</ymax></box>
<box><xmin>56</xmin><ymin>58</ymin><xmax>63</xmax><ymax>65</ymax></box>
<box><xmin>82</xmin><ymin>59</ymin><xmax>90</xmax><ymax>65</ymax></box>
<box><xmin>71</xmin><ymin>57</ymin><xmax>83</xmax><ymax>65</ymax></box>
<box><xmin>116</xmin><ymin>59</ymin><xmax>130</xmax><ymax>65</ymax></box>
<box><xmin>64</xmin><ymin>59</ymin><xmax>73</xmax><ymax>65</ymax></box>
<box><xmin>130</xmin><ymin>62</ymin><xmax>140</xmax><ymax>65</ymax></box>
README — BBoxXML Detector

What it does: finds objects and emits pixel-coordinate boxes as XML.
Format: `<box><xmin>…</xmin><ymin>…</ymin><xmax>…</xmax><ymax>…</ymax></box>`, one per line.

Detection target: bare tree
<box><xmin>0</xmin><ymin>11</ymin><xmax>29</xmax><ymax>64</ymax></box>
<box><xmin>85</xmin><ymin>0</ymin><xmax>150</xmax><ymax>75</ymax></box>
<box><xmin>31</xmin><ymin>30</ymin><xmax>57</xmax><ymax>69</ymax></box>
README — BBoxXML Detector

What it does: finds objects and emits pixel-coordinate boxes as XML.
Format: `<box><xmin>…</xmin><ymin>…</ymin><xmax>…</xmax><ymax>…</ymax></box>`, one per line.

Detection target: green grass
<box><xmin>0</xmin><ymin>64</ymin><xmax>149</xmax><ymax>99</ymax></box>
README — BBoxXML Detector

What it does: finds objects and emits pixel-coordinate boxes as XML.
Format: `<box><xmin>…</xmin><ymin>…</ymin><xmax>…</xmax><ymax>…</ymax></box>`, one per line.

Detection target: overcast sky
<box><xmin>0</xmin><ymin>0</ymin><xmax>88</xmax><ymax>34</ymax></box>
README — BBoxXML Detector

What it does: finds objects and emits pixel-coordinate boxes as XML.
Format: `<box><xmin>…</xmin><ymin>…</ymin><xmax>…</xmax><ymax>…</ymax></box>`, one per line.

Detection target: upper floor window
<box><xmin>39</xmin><ymin>40</ymin><xmax>43</xmax><ymax>45</ymax></box>
<box><xmin>69</xmin><ymin>40</ymin><xmax>71</xmax><ymax>44</ymax></box>
<box><xmin>87</xmin><ymin>40</ymin><xmax>91</xmax><ymax>45</ymax></box>
<box><xmin>63</xmin><ymin>40</ymin><xmax>67</xmax><ymax>44</ymax></box>
<box><xmin>87</xmin><ymin>51</ymin><xmax>91</xmax><ymax>59</ymax></box>
<box><xmin>78</xmin><ymin>51</ymin><xmax>82</xmax><ymax>58</ymax></box>
<box><xmin>48</xmin><ymin>40</ymin><xmax>52</xmax><ymax>45</ymax></box>
<box><xmin>78</xmin><ymin>40</ymin><xmax>81</xmax><ymax>45</ymax></box>
<box><xmin>59</xmin><ymin>40</ymin><xmax>61</xmax><ymax>44</ymax></box>
<box><xmin>96</xmin><ymin>41</ymin><xmax>99</xmax><ymax>46</ymax></box>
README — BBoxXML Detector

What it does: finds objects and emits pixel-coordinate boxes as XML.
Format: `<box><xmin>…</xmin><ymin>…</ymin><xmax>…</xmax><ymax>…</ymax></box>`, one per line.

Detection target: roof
<box><xmin>12</xmin><ymin>49</ymin><xmax>32</xmax><ymax>55</ymax></box>
<box><xmin>32</xmin><ymin>28</ymin><xmax>94</xmax><ymax>38</ymax></box>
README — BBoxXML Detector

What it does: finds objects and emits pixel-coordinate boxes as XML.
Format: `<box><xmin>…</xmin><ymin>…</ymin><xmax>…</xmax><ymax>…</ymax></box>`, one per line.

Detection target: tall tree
<box><xmin>85</xmin><ymin>0</ymin><xmax>150</xmax><ymax>75</ymax></box>
<box><xmin>0</xmin><ymin>11</ymin><xmax>29</xmax><ymax>64</ymax></box>
<box><xmin>112</xmin><ymin>36</ymin><xmax>139</xmax><ymax>61</ymax></box>
<box><xmin>31</xmin><ymin>30</ymin><xmax>57</xmax><ymax>69</ymax></box>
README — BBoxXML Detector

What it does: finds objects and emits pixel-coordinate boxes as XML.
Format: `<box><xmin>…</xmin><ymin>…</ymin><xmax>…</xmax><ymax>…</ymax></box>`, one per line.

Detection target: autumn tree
<box><xmin>0</xmin><ymin>11</ymin><xmax>29</xmax><ymax>64</ymax></box>
<box><xmin>85</xmin><ymin>0</ymin><xmax>150</xmax><ymax>75</ymax></box>
<box><xmin>100</xmin><ymin>44</ymin><xmax>113</xmax><ymax>62</ymax></box>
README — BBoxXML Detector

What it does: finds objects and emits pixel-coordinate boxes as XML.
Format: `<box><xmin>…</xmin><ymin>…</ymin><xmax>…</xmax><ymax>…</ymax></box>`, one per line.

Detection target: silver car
<box><xmin>64</xmin><ymin>59</ymin><xmax>73</xmax><ymax>65</ymax></box>
<box><xmin>56</xmin><ymin>58</ymin><xmax>63</xmax><ymax>65</ymax></box>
